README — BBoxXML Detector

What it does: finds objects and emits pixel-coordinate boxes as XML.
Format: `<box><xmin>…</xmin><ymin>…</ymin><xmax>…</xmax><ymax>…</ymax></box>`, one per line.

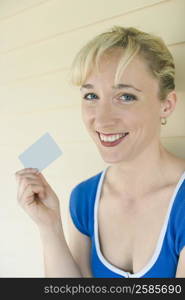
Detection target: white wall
<box><xmin>0</xmin><ymin>0</ymin><xmax>184</xmax><ymax>277</ymax></box>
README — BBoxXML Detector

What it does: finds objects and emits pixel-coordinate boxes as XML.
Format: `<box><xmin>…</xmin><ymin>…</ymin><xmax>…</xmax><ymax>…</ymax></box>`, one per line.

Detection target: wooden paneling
<box><xmin>0</xmin><ymin>0</ymin><xmax>165</xmax><ymax>52</ymax></box>
<box><xmin>1</xmin><ymin>0</ymin><xmax>185</xmax><ymax>85</ymax></box>
<box><xmin>161</xmin><ymin>136</ymin><xmax>185</xmax><ymax>159</ymax></box>
<box><xmin>0</xmin><ymin>0</ymin><xmax>184</xmax><ymax>277</ymax></box>
<box><xmin>0</xmin><ymin>0</ymin><xmax>50</xmax><ymax>20</ymax></box>
<box><xmin>171</xmin><ymin>43</ymin><xmax>185</xmax><ymax>93</ymax></box>
<box><xmin>0</xmin><ymin>70</ymin><xmax>79</xmax><ymax>113</ymax></box>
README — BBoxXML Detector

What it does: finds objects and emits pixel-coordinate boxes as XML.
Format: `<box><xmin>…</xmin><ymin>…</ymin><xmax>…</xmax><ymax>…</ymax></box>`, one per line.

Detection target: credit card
<box><xmin>18</xmin><ymin>132</ymin><xmax>63</xmax><ymax>171</ymax></box>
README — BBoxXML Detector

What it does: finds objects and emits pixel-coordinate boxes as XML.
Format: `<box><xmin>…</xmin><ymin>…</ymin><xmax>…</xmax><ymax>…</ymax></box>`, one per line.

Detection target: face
<box><xmin>80</xmin><ymin>49</ymin><xmax>165</xmax><ymax>164</ymax></box>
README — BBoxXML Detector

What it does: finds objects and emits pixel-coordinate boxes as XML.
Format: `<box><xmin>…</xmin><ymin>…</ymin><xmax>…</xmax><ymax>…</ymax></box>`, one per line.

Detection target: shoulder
<box><xmin>70</xmin><ymin>170</ymin><xmax>103</xmax><ymax>199</ymax></box>
<box><xmin>167</xmin><ymin>157</ymin><xmax>185</xmax><ymax>211</ymax></box>
<box><xmin>171</xmin><ymin>171</ymin><xmax>185</xmax><ymax>219</ymax></box>
<box><xmin>69</xmin><ymin>169</ymin><xmax>104</xmax><ymax>236</ymax></box>
<box><xmin>170</xmin><ymin>174</ymin><xmax>185</xmax><ymax>255</ymax></box>
<box><xmin>176</xmin><ymin>246</ymin><xmax>185</xmax><ymax>277</ymax></box>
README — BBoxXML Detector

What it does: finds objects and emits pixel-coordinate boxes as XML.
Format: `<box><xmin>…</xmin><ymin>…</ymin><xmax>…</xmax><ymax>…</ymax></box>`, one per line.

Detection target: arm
<box><xmin>15</xmin><ymin>168</ymin><xmax>83</xmax><ymax>277</ymax></box>
<box><xmin>175</xmin><ymin>247</ymin><xmax>185</xmax><ymax>277</ymax></box>
<box><xmin>39</xmin><ymin>222</ymin><xmax>83</xmax><ymax>277</ymax></box>
<box><xmin>65</xmin><ymin>208</ymin><xmax>93</xmax><ymax>277</ymax></box>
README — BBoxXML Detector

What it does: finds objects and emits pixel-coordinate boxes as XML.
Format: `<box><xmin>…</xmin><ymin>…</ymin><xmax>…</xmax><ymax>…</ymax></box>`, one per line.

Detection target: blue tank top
<box><xmin>69</xmin><ymin>166</ymin><xmax>185</xmax><ymax>278</ymax></box>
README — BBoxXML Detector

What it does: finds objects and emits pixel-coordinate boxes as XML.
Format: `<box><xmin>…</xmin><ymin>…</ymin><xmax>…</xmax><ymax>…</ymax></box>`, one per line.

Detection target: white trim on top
<box><xmin>94</xmin><ymin>166</ymin><xmax>185</xmax><ymax>278</ymax></box>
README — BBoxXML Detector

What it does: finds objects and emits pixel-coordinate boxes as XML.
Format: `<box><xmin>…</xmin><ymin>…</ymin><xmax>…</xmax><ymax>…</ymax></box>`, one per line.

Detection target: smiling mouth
<box><xmin>96</xmin><ymin>131</ymin><xmax>129</xmax><ymax>147</ymax></box>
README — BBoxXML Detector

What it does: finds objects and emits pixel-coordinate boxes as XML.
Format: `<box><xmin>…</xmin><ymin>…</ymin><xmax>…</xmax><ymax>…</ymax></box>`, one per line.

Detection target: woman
<box><xmin>15</xmin><ymin>26</ymin><xmax>185</xmax><ymax>278</ymax></box>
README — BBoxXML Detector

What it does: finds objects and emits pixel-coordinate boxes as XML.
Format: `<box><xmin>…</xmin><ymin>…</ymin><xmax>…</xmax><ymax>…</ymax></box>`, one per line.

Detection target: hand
<box><xmin>15</xmin><ymin>168</ymin><xmax>62</xmax><ymax>229</ymax></box>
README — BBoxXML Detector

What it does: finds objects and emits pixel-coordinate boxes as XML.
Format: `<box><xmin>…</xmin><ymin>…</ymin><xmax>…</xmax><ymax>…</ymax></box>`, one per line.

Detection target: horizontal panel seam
<box><xmin>0</xmin><ymin>0</ymin><xmax>172</xmax><ymax>54</ymax></box>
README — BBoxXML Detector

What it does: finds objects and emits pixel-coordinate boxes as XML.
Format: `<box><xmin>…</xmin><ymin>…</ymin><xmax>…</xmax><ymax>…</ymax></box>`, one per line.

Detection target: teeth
<box><xmin>99</xmin><ymin>132</ymin><xmax>127</xmax><ymax>142</ymax></box>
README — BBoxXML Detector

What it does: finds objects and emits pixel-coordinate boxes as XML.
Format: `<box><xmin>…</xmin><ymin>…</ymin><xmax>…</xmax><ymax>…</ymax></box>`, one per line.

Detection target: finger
<box><xmin>16</xmin><ymin>172</ymin><xmax>40</xmax><ymax>185</ymax></box>
<box><xmin>17</xmin><ymin>177</ymin><xmax>44</xmax><ymax>201</ymax></box>
<box><xmin>37</xmin><ymin>172</ymin><xmax>49</xmax><ymax>187</ymax></box>
<box><xmin>19</xmin><ymin>183</ymin><xmax>45</xmax><ymax>207</ymax></box>
<box><xmin>15</xmin><ymin>168</ymin><xmax>39</xmax><ymax>180</ymax></box>
<box><xmin>15</xmin><ymin>168</ymin><xmax>39</xmax><ymax>174</ymax></box>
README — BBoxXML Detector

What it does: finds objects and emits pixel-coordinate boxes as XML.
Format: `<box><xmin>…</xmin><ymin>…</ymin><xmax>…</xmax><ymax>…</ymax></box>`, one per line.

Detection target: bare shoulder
<box><xmin>172</xmin><ymin>156</ymin><xmax>185</xmax><ymax>278</ymax></box>
<box><xmin>176</xmin><ymin>247</ymin><xmax>185</xmax><ymax>277</ymax></box>
<box><xmin>65</xmin><ymin>210</ymin><xmax>93</xmax><ymax>278</ymax></box>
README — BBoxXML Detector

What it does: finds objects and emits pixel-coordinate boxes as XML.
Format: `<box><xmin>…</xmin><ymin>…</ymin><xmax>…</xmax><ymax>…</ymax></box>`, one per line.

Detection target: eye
<box><xmin>83</xmin><ymin>93</ymin><xmax>98</xmax><ymax>100</ymax></box>
<box><xmin>119</xmin><ymin>93</ymin><xmax>137</xmax><ymax>102</ymax></box>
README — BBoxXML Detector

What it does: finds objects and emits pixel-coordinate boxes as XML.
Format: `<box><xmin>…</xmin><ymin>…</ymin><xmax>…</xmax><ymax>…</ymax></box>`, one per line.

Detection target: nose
<box><xmin>95</xmin><ymin>100</ymin><xmax>118</xmax><ymax>129</ymax></box>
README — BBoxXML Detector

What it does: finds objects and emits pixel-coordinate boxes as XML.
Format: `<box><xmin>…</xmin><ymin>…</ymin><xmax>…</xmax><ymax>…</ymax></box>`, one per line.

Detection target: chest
<box><xmin>97</xmin><ymin>185</ymin><xmax>175</xmax><ymax>274</ymax></box>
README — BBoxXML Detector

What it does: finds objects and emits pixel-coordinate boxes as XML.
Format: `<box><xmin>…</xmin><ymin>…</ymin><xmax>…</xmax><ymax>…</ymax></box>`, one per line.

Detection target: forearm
<box><xmin>39</xmin><ymin>223</ymin><xmax>82</xmax><ymax>277</ymax></box>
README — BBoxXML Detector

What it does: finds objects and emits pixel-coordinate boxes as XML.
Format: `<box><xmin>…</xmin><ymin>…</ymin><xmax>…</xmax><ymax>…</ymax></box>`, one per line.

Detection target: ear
<box><xmin>160</xmin><ymin>90</ymin><xmax>177</xmax><ymax>118</ymax></box>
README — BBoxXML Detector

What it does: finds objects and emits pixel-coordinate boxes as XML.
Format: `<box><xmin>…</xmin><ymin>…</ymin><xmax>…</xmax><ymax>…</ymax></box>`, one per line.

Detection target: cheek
<box><xmin>126</xmin><ymin>105</ymin><xmax>160</xmax><ymax>130</ymax></box>
<box><xmin>81</xmin><ymin>106</ymin><xmax>94</xmax><ymax>124</ymax></box>
<box><xmin>142</xmin><ymin>103</ymin><xmax>161</xmax><ymax>125</ymax></box>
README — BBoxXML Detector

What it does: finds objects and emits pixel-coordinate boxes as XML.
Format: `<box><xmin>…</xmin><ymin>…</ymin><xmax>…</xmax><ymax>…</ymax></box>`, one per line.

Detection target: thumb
<box><xmin>37</xmin><ymin>172</ymin><xmax>50</xmax><ymax>187</ymax></box>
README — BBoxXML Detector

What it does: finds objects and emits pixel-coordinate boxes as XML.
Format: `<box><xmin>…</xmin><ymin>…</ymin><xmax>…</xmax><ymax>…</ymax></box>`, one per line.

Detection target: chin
<box><xmin>98</xmin><ymin>151</ymin><xmax>126</xmax><ymax>164</ymax></box>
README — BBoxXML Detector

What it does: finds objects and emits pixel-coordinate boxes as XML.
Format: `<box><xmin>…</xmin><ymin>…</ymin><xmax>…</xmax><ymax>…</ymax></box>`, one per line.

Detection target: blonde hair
<box><xmin>70</xmin><ymin>26</ymin><xmax>175</xmax><ymax>101</ymax></box>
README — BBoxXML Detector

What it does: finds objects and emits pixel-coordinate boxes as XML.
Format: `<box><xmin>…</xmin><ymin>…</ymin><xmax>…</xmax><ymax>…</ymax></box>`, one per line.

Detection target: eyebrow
<box><xmin>80</xmin><ymin>83</ymin><xmax>142</xmax><ymax>92</ymax></box>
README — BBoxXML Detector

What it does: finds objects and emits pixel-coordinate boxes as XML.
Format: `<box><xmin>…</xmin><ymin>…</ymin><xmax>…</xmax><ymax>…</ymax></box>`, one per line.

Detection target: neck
<box><xmin>106</xmin><ymin>140</ymin><xmax>177</xmax><ymax>197</ymax></box>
